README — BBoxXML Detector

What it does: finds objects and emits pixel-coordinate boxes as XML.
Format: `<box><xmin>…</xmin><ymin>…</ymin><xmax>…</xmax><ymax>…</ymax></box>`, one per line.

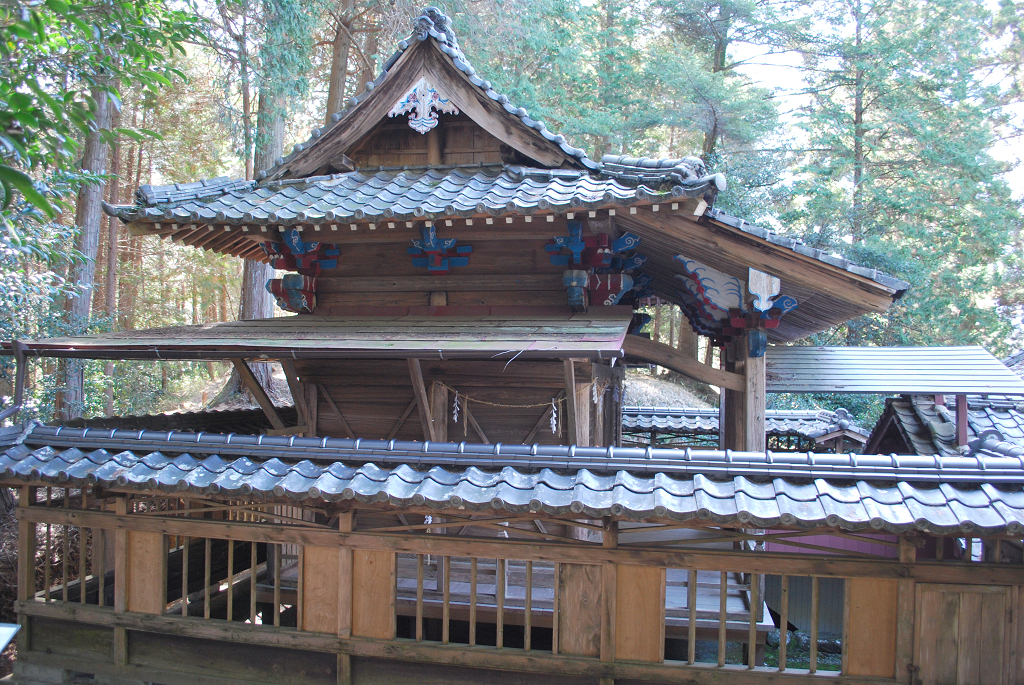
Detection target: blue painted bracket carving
<box><xmin>546</xmin><ymin>220</ymin><xmax>586</xmax><ymax>266</ymax></box>
<box><xmin>409</xmin><ymin>224</ymin><xmax>472</xmax><ymax>273</ymax></box>
<box><xmin>612</xmin><ymin>232</ymin><xmax>640</xmax><ymax>253</ymax></box>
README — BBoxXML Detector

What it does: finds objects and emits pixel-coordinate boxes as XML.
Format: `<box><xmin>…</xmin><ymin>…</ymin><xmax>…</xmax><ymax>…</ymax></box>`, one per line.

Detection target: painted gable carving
<box><xmin>389</xmin><ymin>77</ymin><xmax>460</xmax><ymax>133</ymax></box>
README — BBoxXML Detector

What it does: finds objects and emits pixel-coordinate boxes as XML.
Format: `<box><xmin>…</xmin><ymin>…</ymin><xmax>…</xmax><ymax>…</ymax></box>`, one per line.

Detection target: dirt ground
<box><xmin>623</xmin><ymin>368</ymin><xmax>715</xmax><ymax>408</ymax></box>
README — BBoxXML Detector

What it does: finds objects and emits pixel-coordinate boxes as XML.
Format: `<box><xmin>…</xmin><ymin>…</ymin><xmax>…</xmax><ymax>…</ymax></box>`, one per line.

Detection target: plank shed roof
<box><xmin>2</xmin><ymin>308</ymin><xmax>631</xmax><ymax>361</ymax></box>
<box><xmin>765</xmin><ymin>346</ymin><xmax>1024</xmax><ymax>395</ymax></box>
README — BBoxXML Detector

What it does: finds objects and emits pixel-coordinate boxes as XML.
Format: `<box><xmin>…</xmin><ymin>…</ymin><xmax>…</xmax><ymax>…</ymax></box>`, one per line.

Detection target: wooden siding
<box><xmin>615</xmin><ymin>564</ymin><xmax>665</xmax><ymax>663</ymax></box>
<box><xmin>352</xmin><ymin>549</ymin><xmax>396</xmax><ymax>640</ymax></box>
<box><xmin>844</xmin><ymin>577</ymin><xmax>897</xmax><ymax>678</ymax></box>
<box><xmin>302</xmin><ymin>546</ymin><xmax>341</xmax><ymax>634</ymax></box>
<box><xmin>126</xmin><ymin>531</ymin><xmax>166</xmax><ymax>615</ymax></box>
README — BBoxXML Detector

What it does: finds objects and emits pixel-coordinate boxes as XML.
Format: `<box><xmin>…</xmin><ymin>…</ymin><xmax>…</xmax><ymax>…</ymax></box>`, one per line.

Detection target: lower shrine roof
<box><xmin>623</xmin><ymin>407</ymin><xmax>869</xmax><ymax>441</ymax></box>
<box><xmin>3</xmin><ymin>422</ymin><xmax>1023</xmax><ymax>535</ymax></box>
<box><xmin>0</xmin><ymin>309</ymin><xmax>631</xmax><ymax>361</ymax></box>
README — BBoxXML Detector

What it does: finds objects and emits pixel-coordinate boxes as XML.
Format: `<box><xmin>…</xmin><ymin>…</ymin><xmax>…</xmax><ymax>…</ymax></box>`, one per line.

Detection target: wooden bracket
<box><xmin>408</xmin><ymin>359</ymin><xmax>437</xmax><ymax>442</ymax></box>
<box><xmin>231</xmin><ymin>359</ymin><xmax>286</xmax><ymax>430</ymax></box>
<box><xmin>386</xmin><ymin>398</ymin><xmax>419</xmax><ymax>441</ymax></box>
<box><xmin>464</xmin><ymin>402</ymin><xmax>489</xmax><ymax>444</ymax></box>
<box><xmin>318</xmin><ymin>384</ymin><xmax>356</xmax><ymax>439</ymax></box>
<box><xmin>621</xmin><ymin>335</ymin><xmax>745</xmax><ymax>391</ymax></box>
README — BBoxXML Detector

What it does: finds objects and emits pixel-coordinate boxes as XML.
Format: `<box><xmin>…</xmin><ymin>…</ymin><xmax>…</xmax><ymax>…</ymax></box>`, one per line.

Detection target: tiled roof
<box><xmin>106</xmin><ymin>166</ymin><xmax>710</xmax><ymax>227</ymax></box>
<box><xmin>3</xmin><ymin>423</ymin><xmax>1024</xmax><ymax>534</ymax></box>
<box><xmin>1006</xmin><ymin>350</ymin><xmax>1024</xmax><ymax>380</ymax></box>
<box><xmin>622</xmin><ymin>407</ymin><xmax>868</xmax><ymax>440</ymax></box>
<box><xmin>868</xmin><ymin>395</ymin><xmax>1024</xmax><ymax>457</ymax></box>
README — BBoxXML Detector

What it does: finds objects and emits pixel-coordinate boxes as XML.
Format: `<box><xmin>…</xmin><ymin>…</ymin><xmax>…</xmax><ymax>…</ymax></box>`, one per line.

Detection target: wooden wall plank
<box><xmin>352</xmin><ymin>550</ymin><xmax>396</xmax><ymax>640</ymax></box>
<box><xmin>614</xmin><ymin>564</ymin><xmax>664</xmax><ymax>663</ymax></box>
<box><xmin>302</xmin><ymin>545</ymin><xmax>340</xmax><ymax>634</ymax></box>
<box><xmin>844</xmin><ymin>577</ymin><xmax>898</xmax><ymax>677</ymax></box>
<box><xmin>915</xmin><ymin>585</ymin><xmax>961</xmax><ymax>684</ymax></box>
<box><xmin>126</xmin><ymin>530</ymin><xmax>167</xmax><ymax>615</ymax></box>
<box><xmin>977</xmin><ymin>589</ymin><xmax>1008</xmax><ymax>685</ymax></box>
<box><xmin>557</xmin><ymin>563</ymin><xmax>602</xmax><ymax>658</ymax></box>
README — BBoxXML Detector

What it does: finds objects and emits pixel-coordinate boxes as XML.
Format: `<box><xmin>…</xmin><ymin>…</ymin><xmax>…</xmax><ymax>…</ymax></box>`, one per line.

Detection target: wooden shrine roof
<box><xmin>5</xmin><ymin>422</ymin><xmax>1024</xmax><ymax>534</ymax></box>
<box><xmin>1</xmin><ymin>308</ymin><xmax>632</xmax><ymax>361</ymax></box>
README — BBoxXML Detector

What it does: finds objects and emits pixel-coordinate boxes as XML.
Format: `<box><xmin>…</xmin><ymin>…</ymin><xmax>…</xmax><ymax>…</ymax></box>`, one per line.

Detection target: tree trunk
<box><xmin>851</xmin><ymin>0</ymin><xmax>866</xmax><ymax>244</ymax></box>
<box><xmin>104</xmin><ymin>127</ymin><xmax>120</xmax><ymax>416</ymax></box>
<box><xmin>324</xmin><ymin>0</ymin><xmax>353</xmax><ymax>125</ymax></box>
<box><xmin>216</xmin><ymin>90</ymin><xmax>282</xmax><ymax>405</ymax></box>
<box><xmin>358</xmin><ymin>28</ymin><xmax>377</xmax><ymax>92</ymax></box>
<box><xmin>63</xmin><ymin>85</ymin><xmax>113</xmax><ymax>419</ymax></box>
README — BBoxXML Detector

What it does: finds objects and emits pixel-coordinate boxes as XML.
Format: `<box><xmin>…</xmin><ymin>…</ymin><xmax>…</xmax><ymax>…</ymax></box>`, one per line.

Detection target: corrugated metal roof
<box><xmin>3</xmin><ymin>424</ymin><xmax>1023</xmax><ymax>534</ymax></box>
<box><xmin>4</xmin><ymin>310</ymin><xmax>630</xmax><ymax>360</ymax></box>
<box><xmin>1006</xmin><ymin>351</ymin><xmax>1024</xmax><ymax>380</ymax></box>
<box><xmin>622</xmin><ymin>407</ymin><xmax>868</xmax><ymax>440</ymax></box>
<box><xmin>766</xmin><ymin>346</ymin><xmax>1024</xmax><ymax>394</ymax></box>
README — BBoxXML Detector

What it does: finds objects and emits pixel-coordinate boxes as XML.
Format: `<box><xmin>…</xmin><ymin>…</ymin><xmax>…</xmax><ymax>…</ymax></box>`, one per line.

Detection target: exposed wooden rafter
<box><xmin>230</xmin><ymin>359</ymin><xmax>286</xmax><ymax>430</ymax></box>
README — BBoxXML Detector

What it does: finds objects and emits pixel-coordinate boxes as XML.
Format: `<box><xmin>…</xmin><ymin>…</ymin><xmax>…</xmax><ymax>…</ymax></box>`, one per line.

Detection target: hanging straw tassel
<box><xmin>550</xmin><ymin>398</ymin><xmax>558</xmax><ymax>434</ymax></box>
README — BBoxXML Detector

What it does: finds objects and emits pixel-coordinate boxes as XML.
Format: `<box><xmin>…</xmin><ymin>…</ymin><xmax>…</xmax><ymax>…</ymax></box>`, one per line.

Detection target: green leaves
<box><xmin>0</xmin><ymin>166</ymin><xmax>55</xmax><ymax>219</ymax></box>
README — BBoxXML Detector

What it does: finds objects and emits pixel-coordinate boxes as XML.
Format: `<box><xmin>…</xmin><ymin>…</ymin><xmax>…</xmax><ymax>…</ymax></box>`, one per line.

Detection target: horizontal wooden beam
<box><xmin>622</xmin><ymin>335</ymin><xmax>744</xmax><ymax>391</ymax></box>
<box><xmin>18</xmin><ymin>507</ymin><xmax>1024</xmax><ymax>585</ymax></box>
<box><xmin>318</xmin><ymin>274</ymin><xmax>564</xmax><ymax>293</ymax></box>
<box><xmin>17</xmin><ymin>601</ymin><xmax>895</xmax><ymax>685</ymax></box>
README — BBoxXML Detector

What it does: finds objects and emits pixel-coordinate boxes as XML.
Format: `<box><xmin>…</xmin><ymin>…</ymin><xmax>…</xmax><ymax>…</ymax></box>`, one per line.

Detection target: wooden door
<box><xmin>913</xmin><ymin>584</ymin><xmax>1011</xmax><ymax>685</ymax></box>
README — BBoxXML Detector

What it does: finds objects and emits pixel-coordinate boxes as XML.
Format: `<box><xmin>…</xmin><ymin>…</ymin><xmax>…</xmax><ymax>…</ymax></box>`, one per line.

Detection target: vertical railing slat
<box><xmin>469</xmin><ymin>557</ymin><xmax>477</xmax><ymax>647</ymax></box>
<box><xmin>96</xmin><ymin>528</ymin><xmax>105</xmax><ymax>607</ymax></box>
<box><xmin>79</xmin><ymin>489</ymin><xmax>87</xmax><ymax>604</ymax></box>
<box><xmin>250</xmin><ymin>541</ymin><xmax>257</xmax><ymax>623</ymax></box>
<box><xmin>748</xmin><ymin>572</ymin><xmax>759</xmax><ymax>669</ymax></box>
<box><xmin>273</xmin><ymin>544</ymin><xmax>281</xmax><ymax>628</ymax></box>
<box><xmin>182</xmin><ymin>536</ymin><xmax>190</xmax><ymax>617</ymax></box>
<box><xmin>810</xmin><ymin>576</ymin><xmax>819</xmax><ymax>674</ymax></box>
<box><xmin>552</xmin><ymin>562</ymin><xmax>560</xmax><ymax>655</ymax></box>
<box><xmin>62</xmin><ymin>490</ymin><xmax>69</xmax><ymax>601</ymax></box>
<box><xmin>227</xmin><ymin>539</ymin><xmax>235</xmax><ymax>621</ymax></box>
<box><xmin>44</xmin><ymin>488</ymin><xmax>51</xmax><ymax>602</ymax></box>
<box><xmin>496</xmin><ymin>558</ymin><xmax>505</xmax><ymax>649</ymax></box>
<box><xmin>687</xmin><ymin>569</ymin><xmax>697</xmax><ymax>665</ymax></box>
<box><xmin>778</xmin><ymin>575</ymin><xmax>789</xmax><ymax>671</ymax></box>
<box><xmin>442</xmin><ymin>556</ymin><xmax>450</xmax><ymax>644</ymax></box>
<box><xmin>717</xmin><ymin>571</ymin><xmax>727</xmax><ymax>667</ymax></box>
<box><xmin>415</xmin><ymin>553</ymin><xmax>424</xmax><ymax>642</ymax></box>
<box><xmin>204</xmin><ymin>538</ymin><xmax>212</xmax><ymax>620</ymax></box>
<box><xmin>524</xmin><ymin>560</ymin><xmax>532</xmax><ymax>652</ymax></box>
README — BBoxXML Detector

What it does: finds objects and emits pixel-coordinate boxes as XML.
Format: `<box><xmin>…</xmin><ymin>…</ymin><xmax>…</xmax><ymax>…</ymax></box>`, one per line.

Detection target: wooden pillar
<box><xmin>956</xmin><ymin>394</ymin><xmax>968</xmax><ymax>446</ymax></box>
<box><xmin>408</xmin><ymin>359</ymin><xmax>436</xmax><ymax>442</ymax></box>
<box><xmin>113</xmin><ymin>496</ymin><xmax>128</xmax><ymax>665</ymax></box>
<box><xmin>305</xmin><ymin>383</ymin><xmax>318</xmax><ymax>438</ymax></box>
<box><xmin>430</xmin><ymin>382</ymin><xmax>448</xmax><ymax>443</ymax></box>
<box><xmin>895</xmin><ymin>536</ymin><xmax>917</xmax><ymax>683</ymax></box>
<box><xmin>16</xmin><ymin>487</ymin><xmax>35</xmax><ymax>652</ymax></box>
<box><xmin>426</xmin><ymin>127</ymin><xmax>442</xmax><ymax>166</ymax></box>
<box><xmin>563</xmin><ymin>359</ymin><xmax>578</xmax><ymax>445</ymax></box>
<box><xmin>722</xmin><ymin>333</ymin><xmax>766</xmax><ymax>452</ymax></box>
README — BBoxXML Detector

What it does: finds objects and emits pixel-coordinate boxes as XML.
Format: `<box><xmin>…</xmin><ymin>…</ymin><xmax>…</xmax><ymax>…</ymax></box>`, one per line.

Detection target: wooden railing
<box><xmin>13</xmin><ymin>486</ymin><xmax>1024</xmax><ymax>685</ymax></box>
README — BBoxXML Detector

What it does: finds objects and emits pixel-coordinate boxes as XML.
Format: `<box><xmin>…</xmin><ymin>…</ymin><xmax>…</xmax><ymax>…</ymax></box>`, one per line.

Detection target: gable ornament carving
<box><xmin>389</xmin><ymin>77</ymin><xmax>460</xmax><ymax>134</ymax></box>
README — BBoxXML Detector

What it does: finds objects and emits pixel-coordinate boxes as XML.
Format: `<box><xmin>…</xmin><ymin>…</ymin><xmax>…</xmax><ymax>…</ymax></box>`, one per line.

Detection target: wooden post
<box><xmin>895</xmin><ymin>536</ymin><xmax>917</xmax><ymax>683</ymax></box>
<box><xmin>338</xmin><ymin>511</ymin><xmax>353</xmax><ymax>685</ymax></box>
<box><xmin>232</xmin><ymin>359</ymin><xmax>286</xmax><ymax>430</ymax></box>
<box><xmin>652</xmin><ymin>298</ymin><xmax>661</xmax><ymax>344</ymax></box>
<box><xmin>601</xmin><ymin>519</ymin><xmax>617</xmax><ymax>663</ymax></box>
<box><xmin>430</xmin><ymin>382</ymin><xmax>448</xmax><ymax>443</ymax></box>
<box><xmin>305</xmin><ymin>383</ymin><xmax>318</xmax><ymax>438</ymax></box>
<box><xmin>408</xmin><ymin>359</ymin><xmax>436</xmax><ymax>442</ymax></box>
<box><xmin>563</xmin><ymin>359</ymin><xmax>577</xmax><ymax>445</ymax></box>
<box><xmin>744</xmin><ymin>331</ymin><xmax>766</xmax><ymax>452</ymax></box>
<box><xmin>280</xmin><ymin>359</ymin><xmax>308</xmax><ymax>426</ymax></box>
<box><xmin>16</xmin><ymin>487</ymin><xmax>35</xmax><ymax>652</ymax></box>
<box><xmin>956</xmin><ymin>394</ymin><xmax>969</xmax><ymax>447</ymax></box>
<box><xmin>113</xmin><ymin>496</ymin><xmax>128</xmax><ymax>665</ymax></box>
<box><xmin>426</xmin><ymin>127</ymin><xmax>442</xmax><ymax>166</ymax></box>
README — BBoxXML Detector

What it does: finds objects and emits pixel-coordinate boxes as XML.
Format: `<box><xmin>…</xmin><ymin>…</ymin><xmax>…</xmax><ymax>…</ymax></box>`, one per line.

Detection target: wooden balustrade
<box><xmin>14</xmin><ymin>487</ymin><xmax>1024</xmax><ymax>685</ymax></box>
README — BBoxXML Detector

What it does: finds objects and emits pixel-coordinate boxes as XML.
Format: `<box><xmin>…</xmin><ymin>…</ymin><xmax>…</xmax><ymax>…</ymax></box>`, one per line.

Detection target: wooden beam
<box><xmin>18</xmin><ymin>506</ymin><xmax>1024</xmax><ymax>584</ymax></box>
<box><xmin>280</xmin><ymin>359</ymin><xmax>308</xmax><ymax>426</ymax></box>
<box><xmin>430</xmin><ymin>382</ymin><xmax>448</xmax><ymax>442</ymax></box>
<box><xmin>562</xmin><ymin>360</ymin><xmax>578</xmax><ymax>445</ymax></box>
<box><xmin>16</xmin><ymin>600</ymin><xmax>905</xmax><ymax>685</ymax></box>
<box><xmin>408</xmin><ymin>359</ymin><xmax>437</xmax><ymax>442</ymax></box>
<box><xmin>622</xmin><ymin>335</ymin><xmax>745</xmax><ymax>391</ymax></box>
<box><xmin>386</xmin><ymin>398</ymin><xmax>418</xmax><ymax>442</ymax></box>
<box><xmin>524</xmin><ymin>390</ymin><xmax>564</xmax><ymax>444</ymax></box>
<box><xmin>265</xmin><ymin>425</ymin><xmax>307</xmax><ymax>437</ymax></box>
<box><xmin>231</xmin><ymin>359</ymin><xmax>286</xmax><ymax>430</ymax></box>
<box><xmin>464</xmin><ymin>402</ymin><xmax>489</xmax><ymax>444</ymax></box>
<box><xmin>318</xmin><ymin>384</ymin><xmax>356</xmax><ymax>439</ymax></box>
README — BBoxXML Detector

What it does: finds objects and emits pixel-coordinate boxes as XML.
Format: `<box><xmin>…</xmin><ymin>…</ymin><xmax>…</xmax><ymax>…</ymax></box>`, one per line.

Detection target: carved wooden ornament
<box><xmin>748</xmin><ymin>267</ymin><xmax>781</xmax><ymax>312</ymax></box>
<box><xmin>389</xmin><ymin>77</ymin><xmax>460</xmax><ymax>134</ymax></box>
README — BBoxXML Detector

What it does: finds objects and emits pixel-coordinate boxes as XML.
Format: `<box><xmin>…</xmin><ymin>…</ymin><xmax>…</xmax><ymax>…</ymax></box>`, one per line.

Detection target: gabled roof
<box><xmin>1006</xmin><ymin>350</ymin><xmax>1024</xmax><ymax>380</ymax></box>
<box><xmin>865</xmin><ymin>395</ymin><xmax>1024</xmax><ymax>457</ymax></box>
<box><xmin>262</xmin><ymin>7</ymin><xmax>596</xmax><ymax>180</ymax></box>
<box><xmin>622</xmin><ymin>407</ymin><xmax>869</xmax><ymax>441</ymax></box>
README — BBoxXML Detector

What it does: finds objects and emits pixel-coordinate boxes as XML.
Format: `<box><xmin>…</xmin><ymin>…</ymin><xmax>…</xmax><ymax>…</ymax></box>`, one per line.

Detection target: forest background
<box><xmin>0</xmin><ymin>0</ymin><xmax>1022</xmax><ymax>427</ymax></box>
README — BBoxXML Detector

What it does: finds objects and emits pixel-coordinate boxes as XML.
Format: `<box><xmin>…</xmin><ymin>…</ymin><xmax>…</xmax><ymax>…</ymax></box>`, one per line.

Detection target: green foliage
<box><xmin>0</xmin><ymin>0</ymin><xmax>200</xmax><ymax>221</ymax></box>
<box><xmin>781</xmin><ymin>0</ymin><xmax>1024</xmax><ymax>354</ymax></box>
